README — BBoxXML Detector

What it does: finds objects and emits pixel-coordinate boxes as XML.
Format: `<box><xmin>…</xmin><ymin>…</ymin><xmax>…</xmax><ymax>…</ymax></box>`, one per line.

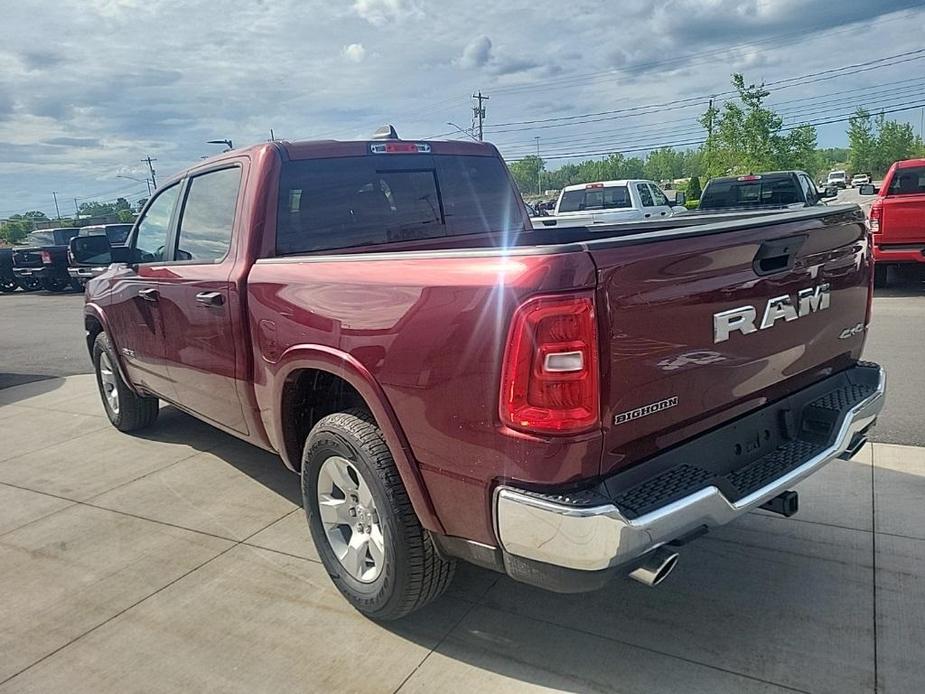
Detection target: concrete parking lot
<box><xmin>0</xmin><ymin>375</ymin><xmax>923</xmax><ymax>693</ymax></box>
<box><xmin>1</xmin><ymin>218</ymin><xmax>924</xmax><ymax>693</ymax></box>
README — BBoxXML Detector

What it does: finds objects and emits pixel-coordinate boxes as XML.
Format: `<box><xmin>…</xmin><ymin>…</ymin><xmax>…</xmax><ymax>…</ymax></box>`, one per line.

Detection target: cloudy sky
<box><xmin>2</xmin><ymin>0</ymin><xmax>924</xmax><ymax>216</ymax></box>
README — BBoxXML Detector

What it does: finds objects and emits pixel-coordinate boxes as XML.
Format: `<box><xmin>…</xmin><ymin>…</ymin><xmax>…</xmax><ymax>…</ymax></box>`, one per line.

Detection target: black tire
<box><xmin>92</xmin><ymin>332</ymin><xmax>159</xmax><ymax>432</ymax></box>
<box><xmin>302</xmin><ymin>409</ymin><xmax>455</xmax><ymax>620</ymax></box>
<box><xmin>0</xmin><ymin>277</ymin><xmax>17</xmax><ymax>292</ymax></box>
<box><xmin>18</xmin><ymin>277</ymin><xmax>42</xmax><ymax>292</ymax></box>
<box><xmin>874</xmin><ymin>264</ymin><xmax>888</xmax><ymax>288</ymax></box>
<box><xmin>41</xmin><ymin>276</ymin><xmax>69</xmax><ymax>292</ymax></box>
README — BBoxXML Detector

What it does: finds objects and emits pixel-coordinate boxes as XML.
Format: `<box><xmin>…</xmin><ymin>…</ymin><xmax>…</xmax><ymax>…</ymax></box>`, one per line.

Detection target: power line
<box><xmin>487</xmin><ymin>9</ymin><xmax>916</xmax><ymax>98</ymax></box>
<box><xmin>501</xmin><ymin>100</ymin><xmax>925</xmax><ymax>163</ymax></box>
<box><xmin>496</xmin><ymin>81</ymin><xmax>925</xmax><ymax>155</ymax></box>
<box><xmin>486</xmin><ymin>48</ymin><xmax>925</xmax><ymax>133</ymax></box>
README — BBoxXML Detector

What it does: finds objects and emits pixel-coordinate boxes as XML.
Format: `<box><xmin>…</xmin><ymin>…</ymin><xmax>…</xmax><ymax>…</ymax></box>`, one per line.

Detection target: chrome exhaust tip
<box><xmin>628</xmin><ymin>548</ymin><xmax>679</xmax><ymax>587</ymax></box>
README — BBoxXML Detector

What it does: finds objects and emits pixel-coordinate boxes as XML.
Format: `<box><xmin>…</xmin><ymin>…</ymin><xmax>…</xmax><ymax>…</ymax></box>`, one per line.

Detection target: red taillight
<box><xmin>736</xmin><ymin>175</ymin><xmax>761</xmax><ymax>181</ymax></box>
<box><xmin>500</xmin><ymin>294</ymin><xmax>600</xmax><ymax>435</ymax></box>
<box><xmin>40</xmin><ymin>250</ymin><xmax>52</xmax><ymax>264</ymax></box>
<box><xmin>869</xmin><ymin>199</ymin><xmax>882</xmax><ymax>233</ymax></box>
<box><xmin>585</xmin><ymin>183</ymin><xmax>604</xmax><ymax>189</ymax></box>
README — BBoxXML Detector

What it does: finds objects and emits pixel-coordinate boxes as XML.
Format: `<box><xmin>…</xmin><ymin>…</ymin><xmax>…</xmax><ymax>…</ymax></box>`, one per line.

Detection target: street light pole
<box><xmin>445</xmin><ymin>122</ymin><xmax>478</xmax><ymax>141</ymax></box>
<box><xmin>535</xmin><ymin>137</ymin><xmax>541</xmax><ymax>195</ymax></box>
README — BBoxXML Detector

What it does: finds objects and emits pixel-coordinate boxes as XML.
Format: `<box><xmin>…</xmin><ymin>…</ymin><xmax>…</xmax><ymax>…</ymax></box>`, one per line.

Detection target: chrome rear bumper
<box><xmin>495</xmin><ymin>365</ymin><xmax>886</xmax><ymax>573</ymax></box>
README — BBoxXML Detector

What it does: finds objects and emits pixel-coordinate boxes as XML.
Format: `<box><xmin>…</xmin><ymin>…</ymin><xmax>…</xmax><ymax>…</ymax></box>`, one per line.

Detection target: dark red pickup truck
<box><xmin>84</xmin><ymin>134</ymin><xmax>885</xmax><ymax>619</ymax></box>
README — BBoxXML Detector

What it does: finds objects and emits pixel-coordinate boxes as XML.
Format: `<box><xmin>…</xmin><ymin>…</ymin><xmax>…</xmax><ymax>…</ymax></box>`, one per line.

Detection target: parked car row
<box><xmin>0</xmin><ymin>223</ymin><xmax>132</xmax><ymax>293</ymax></box>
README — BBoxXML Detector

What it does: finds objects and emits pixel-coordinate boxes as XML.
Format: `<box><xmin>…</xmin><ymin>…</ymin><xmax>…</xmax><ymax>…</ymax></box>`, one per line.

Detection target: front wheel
<box><xmin>302</xmin><ymin>409</ymin><xmax>455</xmax><ymax>620</ymax></box>
<box><xmin>92</xmin><ymin>332</ymin><xmax>159</xmax><ymax>431</ymax></box>
<box><xmin>17</xmin><ymin>277</ymin><xmax>42</xmax><ymax>292</ymax></box>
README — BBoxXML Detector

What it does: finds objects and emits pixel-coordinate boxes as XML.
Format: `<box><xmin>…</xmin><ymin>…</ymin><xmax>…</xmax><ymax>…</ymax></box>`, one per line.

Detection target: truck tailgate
<box><xmin>590</xmin><ymin>206</ymin><xmax>871</xmax><ymax>476</ymax></box>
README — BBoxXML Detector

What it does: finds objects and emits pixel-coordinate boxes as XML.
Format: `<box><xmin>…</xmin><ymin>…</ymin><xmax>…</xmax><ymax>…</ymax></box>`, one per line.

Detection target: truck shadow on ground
<box><xmin>875</xmin><ymin>265</ymin><xmax>925</xmax><ymax>297</ymax></box>
<box><xmin>134</xmin><ymin>406</ymin><xmax>918</xmax><ymax>693</ymax></box>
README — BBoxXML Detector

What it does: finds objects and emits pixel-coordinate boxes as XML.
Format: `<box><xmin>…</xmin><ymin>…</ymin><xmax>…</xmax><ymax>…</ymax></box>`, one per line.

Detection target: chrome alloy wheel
<box><xmin>316</xmin><ymin>455</ymin><xmax>385</xmax><ymax>583</ymax></box>
<box><xmin>98</xmin><ymin>351</ymin><xmax>120</xmax><ymax>415</ymax></box>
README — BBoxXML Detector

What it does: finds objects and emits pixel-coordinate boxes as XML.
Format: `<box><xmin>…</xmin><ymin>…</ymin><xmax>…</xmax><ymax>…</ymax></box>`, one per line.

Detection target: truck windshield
<box><xmin>700</xmin><ymin>176</ymin><xmax>801</xmax><ymax>208</ymax></box>
<box><xmin>557</xmin><ymin>186</ymin><xmax>631</xmax><ymax>213</ymax></box>
<box><xmin>276</xmin><ymin>154</ymin><xmax>523</xmax><ymax>253</ymax></box>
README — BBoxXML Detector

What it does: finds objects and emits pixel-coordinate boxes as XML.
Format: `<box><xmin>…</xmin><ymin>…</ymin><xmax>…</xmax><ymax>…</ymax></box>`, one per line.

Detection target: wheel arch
<box><xmin>270</xmin><ymin>345</ymin><xmax>445</xmax><ymax>534</ymax></box>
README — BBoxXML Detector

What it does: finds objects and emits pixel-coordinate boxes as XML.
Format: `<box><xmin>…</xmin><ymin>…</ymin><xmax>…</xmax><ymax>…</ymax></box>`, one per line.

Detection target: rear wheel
<box><xmin>41</xmin><ymin>276</ymin><xmax>70</xmax><ymax>292</ymax></box>
<box><xmin>302</xmin><ymin>409</ymin><xmax>455</xmax><ymax>620</ymax></box>
<box><xmin>0</xmin><ymin>277</ymin><xmax>17</xmax><ymax>292</ymax></box>
<box><xmin>92</xmin><ymin>332</ymin><xmax>159</xmax><ymax>431</ymax></box>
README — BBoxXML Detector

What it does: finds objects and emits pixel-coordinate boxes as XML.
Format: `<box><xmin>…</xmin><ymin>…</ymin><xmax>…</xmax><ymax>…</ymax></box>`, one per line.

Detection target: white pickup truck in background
<box><xmin>531</xmin><ymin>179</ymin><xmax>687</xmax><ymax>229</ymax></box>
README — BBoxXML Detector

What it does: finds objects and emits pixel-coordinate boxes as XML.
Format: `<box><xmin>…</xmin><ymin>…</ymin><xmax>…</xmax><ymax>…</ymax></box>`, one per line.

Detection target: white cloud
<box><xmin>0</xmin><ymin>0</ymin><xmax>922</xmax><ymax>215</ymax></box>
<box><xmin>343</xmin><ymin>43</ymin><xmax>367</xmax><ymax>63</ymax></box>
<box><xmin>460</xmin><ymin>35</ymin><xmax>493</xmax><ymax>69</ymax></box>
<box><xmin>352</xmin><ymin>0</ymin><xmax>420</xmax><ymax>26</ymax></box>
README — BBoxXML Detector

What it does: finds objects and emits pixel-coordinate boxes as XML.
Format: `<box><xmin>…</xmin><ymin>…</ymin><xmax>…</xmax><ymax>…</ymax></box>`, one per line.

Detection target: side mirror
<box><xmin>858</xmin><ymin>184</ymin><xmax>877</xmax><ymax>196</ymax></box>
<box><xmin>110</xmin><ymin>245</ymin><xmax>134</xmax><ymax>263</ymax></box>
<box><xmin>673</xmin><ymin>191</ymin><xmax>687</xmax><ymax>207</ymax></box>
<box><xmin>822</xmin><ymin>186</ymin><xmax>838</xmax><ymax>198</ymax></box>
<box><xmin>70</xmin><ymin>235</ymin><xmax>114</xmax><ymax>265</ymax></box>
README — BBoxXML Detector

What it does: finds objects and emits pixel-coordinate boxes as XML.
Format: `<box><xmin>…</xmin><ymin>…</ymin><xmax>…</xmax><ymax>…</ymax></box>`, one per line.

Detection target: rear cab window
<box><xmin>558</xmin><ymin>186</ymin><xmax>631</xmax><ymax>213</ymax></box>
<box><xmin>276</xmin><ymin>154</ymin><xmax>522</xmax><ymax>254</ymax></box>
<box><xmin>700</xmin><ymin>175</ymin><xmax>802</xmax><ymax>208</ymax></box>
<box><xmin>888</xmin><ymin>166</ymin><xmax>925</xmax><ymax>195</ymax></box>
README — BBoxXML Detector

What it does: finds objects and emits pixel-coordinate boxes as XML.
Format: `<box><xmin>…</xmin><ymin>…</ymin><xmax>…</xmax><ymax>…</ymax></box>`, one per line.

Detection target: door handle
<box><xmin>660</xmin><ymin>211</ymin><xmax>668</xmax><ymax>216</ymax></box>
<box><xmin>195</xmin><ymin>291</ymin><xmax>225</xmax><ymax>307</ymax></box>
<box><xmin>644</xmin><ymin>213</ymin><xmax>651</xmax><ymax>218</ymax></box>
<box><xmin>138</xmin><ymin>288</ymin><xmax>159</xmax><ymax>302</ymax></box>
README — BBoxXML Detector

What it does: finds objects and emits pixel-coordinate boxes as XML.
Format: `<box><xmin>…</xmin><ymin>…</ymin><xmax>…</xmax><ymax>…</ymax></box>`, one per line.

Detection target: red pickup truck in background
<box><xmin>861</xmin><ymin>158</ymin><xmax>925</xmax><ymax>285</ymax></box>
<box><xmin>84</xmin><ymin>132</ymin><xmax>885</xmax><ymax>620</ymax></box>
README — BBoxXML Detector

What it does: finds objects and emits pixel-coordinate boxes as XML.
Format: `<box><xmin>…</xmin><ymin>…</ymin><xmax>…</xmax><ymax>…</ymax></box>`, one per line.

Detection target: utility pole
<box><xmin>535</xmin><ymin>136</ymin><xmax>541</xmax><ymax>195</ymax></box>
<box><xmin>706</xmin><ymin>97</ymin><xmax>715</xmax><ymax>137</ymax></box>
<box><xmin>269</xmin><ymin>129</ymin><xmax>275</xmax><ymax>141</ymax></box>
<box><xmin>141</xmin><ymin>156</ymin><xmax>157</xmax><ymax>189</ymax></box>
<box><xmin>472</xmin><ymin>91</ymin><xmax>489</xmax><ymax>141</ymax></box>
<box><xmin>74</xmin><ymin>198</ymin><xmax>80</xmax><ymax>219</ymax></box>
<box><xmin>52</xmin><ymin>192</ymin><xmax>61</xmax><ymax>220</ymax></box>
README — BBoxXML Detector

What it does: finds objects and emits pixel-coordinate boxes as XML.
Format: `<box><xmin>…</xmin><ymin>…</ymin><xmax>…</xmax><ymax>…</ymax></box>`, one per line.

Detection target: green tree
<box><xmin>701</xmin><ymin>73</ymin><xmax>817</xmax><ymax>177</ymax></box>
<box><xmin>116</xmin><ymin>209</ymin><xmax>135</xmax><ymax>223</ymax></box>
<box><xmin>847</xmin><ymin>108</ymin><xmax>876</xmax><ymax>173</ymax></box>
<box><xmin>687</xmin><ymin>175</ymin><xmax>702</xmax><ymax>200</ymax></box>
<box><xmin>0</xmin><ymin>219</ymin><xmax>31</xmax><ymax>244</ymax></box>
<box><xmin>508</xmin><ymin>155</ymin><xmax>544</xmax><ymax>195</ymax></box>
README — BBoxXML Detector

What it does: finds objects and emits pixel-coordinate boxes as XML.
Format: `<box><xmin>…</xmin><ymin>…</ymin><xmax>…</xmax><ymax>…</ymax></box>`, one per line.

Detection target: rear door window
<box><xmin>636</xmin><ymin>183</ymin><xmax>654</xmax><ymax>207</ymax></box>
<box><xmin>888</xmin><ymin>167</ymin><xmax>925</xmax><ymax>195</ymax></box>
<box><xmin>649</xmin><ymin>184</ymin><xmax>669</xmax><ymax>206</ymax></box>
<box><xmin>276</xmin><ymin>154</ymin><xmax>522</xmax><ymax>253</ymax></box>
<box><xmin>175</xmin><ymin>167</ymin><xmax>241</xmax><ymax>262</ymax></box>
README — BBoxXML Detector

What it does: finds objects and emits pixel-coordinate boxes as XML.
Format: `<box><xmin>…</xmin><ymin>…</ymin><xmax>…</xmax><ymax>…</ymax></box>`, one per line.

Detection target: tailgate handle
<box><xmin>753</xmin><ymin>235</ymin><xmax>807</xmax><ymax>276</ymax></box>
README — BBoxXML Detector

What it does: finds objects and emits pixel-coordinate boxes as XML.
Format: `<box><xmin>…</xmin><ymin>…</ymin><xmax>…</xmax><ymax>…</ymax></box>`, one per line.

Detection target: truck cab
<box><xmin>535</xmin><ymin>179</ymin><xmax>684</xmax><ymax>228</ymax></box>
